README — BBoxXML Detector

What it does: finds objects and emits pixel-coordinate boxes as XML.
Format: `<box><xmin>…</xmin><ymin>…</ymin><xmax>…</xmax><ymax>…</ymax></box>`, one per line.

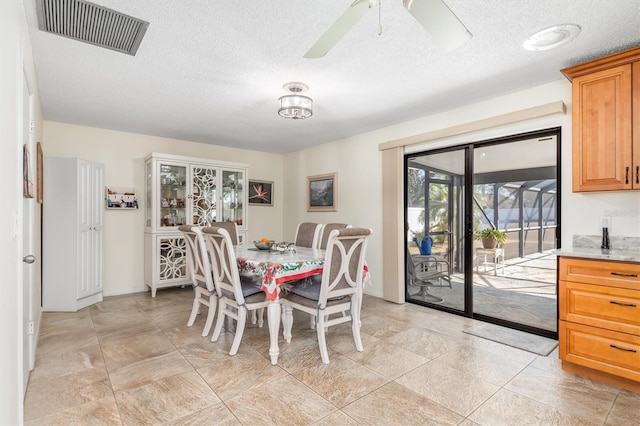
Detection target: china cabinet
<box><xmin>562</xmin><ymin>46</ymin><xmax>640</xmax><ymax>192</ymax></box>
<box><xmin>144</xmin><ymin>153</ymin><xmax>248</xmax><ymax>296</ymax></box>
<box><xmin>43</xmin><ymin>158</ymin><xmax>104</xmax><ymax>311</ymax></box>
<box><xmin>558</xmin><ymin>256</ymin><xmax>640</xmax><ymax>391</ymax></box>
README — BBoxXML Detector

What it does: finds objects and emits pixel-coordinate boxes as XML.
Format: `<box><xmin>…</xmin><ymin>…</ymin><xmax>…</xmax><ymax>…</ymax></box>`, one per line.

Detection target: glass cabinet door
<box><xmin>221</xmin><ymin>169</ymin><xmax>244</xmax><ymax>227</ymax></box>
<box><xmin>146</xmin><ymin>161</ymin><xmax>152</xmax><ymax>228</ymax></box>
<box><xmin>191</xmin><ymin>165</ymin><xmax>218</xmax><ymax>226</ymax></box>
<box><xmin>158</xmin><ymin>163</ymin><xmax>187</xmax><ymax>228</ymax></box>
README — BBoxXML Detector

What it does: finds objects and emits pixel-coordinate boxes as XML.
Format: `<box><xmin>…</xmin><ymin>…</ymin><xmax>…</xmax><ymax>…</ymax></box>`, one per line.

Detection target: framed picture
<box><xmin>248</xmin><ymin>179</ymin><xmax>273</xmax><ymax>206</ymax></box>
<box><xmin>307</xmin><ymin>173</ymin><xmax>337</xmax><ymax>212</ymax></box>
<box><xmin>23</xmin><ymin>144</ymin><xmax>34</xmax><ymax>198</ymax></box>
<box><xmin>106</xmin><ymin>186</ymin><xmax>138</xmax><ymax>209</ymax></box>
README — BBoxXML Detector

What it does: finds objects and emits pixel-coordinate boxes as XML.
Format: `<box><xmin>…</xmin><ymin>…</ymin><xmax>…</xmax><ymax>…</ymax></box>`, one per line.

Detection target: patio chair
<box><xmin>281</xmin><ymin>227</ymin><xmax>372</xmax><ymax>364</ymax></box>
<box><xmin>407</xmin><ymin>252</ymin><xmax>452</xmax><ymax>303</ymax></box>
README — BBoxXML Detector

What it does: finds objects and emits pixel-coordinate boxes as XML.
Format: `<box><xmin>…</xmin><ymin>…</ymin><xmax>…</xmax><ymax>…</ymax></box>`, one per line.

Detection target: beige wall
<box><xmin>43</xmin><ymin>122</ymin><xmax>284</xmax><ymax>295</ymax></box>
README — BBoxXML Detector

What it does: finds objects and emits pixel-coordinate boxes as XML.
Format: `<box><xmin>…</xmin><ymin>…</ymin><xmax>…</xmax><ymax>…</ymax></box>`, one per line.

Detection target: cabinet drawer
<box><xmin>560</xmin><ymin>321</ymin><xmax>640</xmax><ymax>382</ymax></box>
<box><xmin>559</xmin><ymin>257</ymin><xmax>640</xmax><ymax>290</ymax></box>
<box><xmin>560</xmin><ymin>281</ymin><xmax>640</xmax><ymax>335</ymax></box>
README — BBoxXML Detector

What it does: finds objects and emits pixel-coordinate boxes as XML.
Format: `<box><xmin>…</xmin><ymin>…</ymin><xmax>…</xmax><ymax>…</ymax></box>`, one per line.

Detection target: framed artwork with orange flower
<box><xmin>248</xmin><ymin>179</ymin><xmax>273</xmax><ymax>206</ymax></box>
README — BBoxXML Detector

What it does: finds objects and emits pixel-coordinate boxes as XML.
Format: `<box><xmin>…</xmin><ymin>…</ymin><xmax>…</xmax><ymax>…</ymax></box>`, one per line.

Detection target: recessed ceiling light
<box><xmin>523</xmin><ymin>24</ymin><xmax>581</xmax><ymax>51</ymax></box>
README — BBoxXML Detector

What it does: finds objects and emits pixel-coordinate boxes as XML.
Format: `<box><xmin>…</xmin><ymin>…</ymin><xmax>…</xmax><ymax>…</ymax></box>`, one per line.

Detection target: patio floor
<box><xmin>408</xmin><ymin>252</ymin><xmax>558</xmax><ymax>332</ymax></box>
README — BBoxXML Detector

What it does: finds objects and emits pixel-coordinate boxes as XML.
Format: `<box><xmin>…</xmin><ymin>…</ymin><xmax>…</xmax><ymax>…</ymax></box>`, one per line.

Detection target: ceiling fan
<box><xmin>304</xmin><ymin>0</ymin><xmax>472</xmax><ymax>58</ymax></box>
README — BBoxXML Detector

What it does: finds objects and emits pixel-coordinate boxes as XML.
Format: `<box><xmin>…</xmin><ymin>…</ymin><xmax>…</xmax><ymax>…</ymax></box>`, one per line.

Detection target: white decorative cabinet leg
<box><xmin>146</xmin><ymin>234</ymin><xmax>188</xmax><ymax>297</ymax></box>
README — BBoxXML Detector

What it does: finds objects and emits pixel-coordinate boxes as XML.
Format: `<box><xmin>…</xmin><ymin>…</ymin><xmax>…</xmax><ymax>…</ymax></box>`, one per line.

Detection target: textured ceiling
<box><xmin>23</xmin><ymin>0</ymin><xmax>640</xmax><ymax>153</ymax></box>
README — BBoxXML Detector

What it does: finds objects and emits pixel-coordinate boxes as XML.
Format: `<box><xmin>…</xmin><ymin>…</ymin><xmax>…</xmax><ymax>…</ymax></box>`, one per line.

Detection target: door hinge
<box><xmin>28</xmin><ymin>321</ymin><xmax>34</xmax><ymax>335</ymax></box>
<box><xmin>29</xmin><ymin>120</ymin><xmax>35</xmax><ymax>134</ymax></box>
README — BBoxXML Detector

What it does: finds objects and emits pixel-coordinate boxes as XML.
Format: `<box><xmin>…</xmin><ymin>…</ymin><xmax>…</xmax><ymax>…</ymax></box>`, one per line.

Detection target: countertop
<box><xmin>555</xmin><ymin>247</ymin><xmax>640</xmax><ymax>263</ymax></box>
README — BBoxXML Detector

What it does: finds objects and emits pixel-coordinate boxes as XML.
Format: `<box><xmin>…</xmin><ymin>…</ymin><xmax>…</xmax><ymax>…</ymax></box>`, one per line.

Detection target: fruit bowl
<box><xmin>254</xmin><ymin>240</ymin><xmax>273</xmax><ymax>250</ymax></box>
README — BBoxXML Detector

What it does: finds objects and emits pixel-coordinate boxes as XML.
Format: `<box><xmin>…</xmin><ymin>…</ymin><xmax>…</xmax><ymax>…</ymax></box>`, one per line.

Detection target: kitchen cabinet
<box><xmin>558</xmin><ymin>256</ymin><xmax>640</xmax><ymax>391</ymax></box>
<box><xmin>562</xmin><ymin>46</ymin><xmax>640</xmax><ymax>192</ymax></box>
<box><xmin>43</xmin><ymin>158</ymin><xmax>104</xmax><ymax>311</ymax></box>
<box><xmin>144</xmin><ymin>153</ymin><xmax>248</xmax><ymax>296</ymax></box>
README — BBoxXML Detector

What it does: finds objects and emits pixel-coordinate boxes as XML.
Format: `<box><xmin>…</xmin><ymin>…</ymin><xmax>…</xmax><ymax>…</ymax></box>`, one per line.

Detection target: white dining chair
<box><xmin>309</xmin><ymin>223</ymin><xmax>352</xmax><ymax>329</ymax></box>
<box><xmin>316</xmin><ymin>222</ymin><xmax>351</xmax><ymax>249</ymax></box>
<box><xmin>294</xmin><ymin>222</ymin><xmax>322</xmax><ymax>248</ymax></box>
<box><xmin>210</xmin><ymin>221</ymin><xmax>263</xmax><ymax>325</ymax></box>
<box><xmin>178</xmin><ymin>225</ymin><xmax>217</xmax><ymax>337</ymax></box>
<box><xmin>202</xmin><ymin>226</ymin><xmax>270</xmax><ymax>356</ymax></box>
<box><xmin>210</xmin><ymin>221</ymin><xmax>240</xmax><ymax>244</ymax></box>
<box><xmin>281</xmin><ymin>227</ymin><xmax>372</xmax><ymax>364</ymax></box>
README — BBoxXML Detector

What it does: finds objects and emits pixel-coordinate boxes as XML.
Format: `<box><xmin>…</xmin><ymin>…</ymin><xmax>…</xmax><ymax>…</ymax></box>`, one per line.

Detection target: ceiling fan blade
<box><xmin>304</xmin><ymin>0</ymin><xmax>374</xmax><ymax>58</ymax></box>
<box><xmin>403</xmin><ymin>0</ymin><xmax>472</xmax><ymax>51</ymax></box>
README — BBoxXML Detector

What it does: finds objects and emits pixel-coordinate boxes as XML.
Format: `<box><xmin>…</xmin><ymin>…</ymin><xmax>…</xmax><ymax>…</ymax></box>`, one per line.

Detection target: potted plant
<box><xmin>474</xmin><ymin>228</ymin><xmax>507</xmax><ymax>249</ymax></box>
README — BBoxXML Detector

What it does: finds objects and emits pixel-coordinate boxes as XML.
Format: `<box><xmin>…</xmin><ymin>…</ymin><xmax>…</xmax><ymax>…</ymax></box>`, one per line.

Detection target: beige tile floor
<box><xmin>25</xmin><ymin>287</ymin><xmax>639</xmax><ymax>425</ymax></box>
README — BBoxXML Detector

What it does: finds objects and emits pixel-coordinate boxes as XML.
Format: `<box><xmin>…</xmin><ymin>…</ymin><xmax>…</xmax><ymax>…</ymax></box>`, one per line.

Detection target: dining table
<box><xmin>235</xmin><ymin>243</ymin><xmax>325</xmax><ymax>364</ymax></box>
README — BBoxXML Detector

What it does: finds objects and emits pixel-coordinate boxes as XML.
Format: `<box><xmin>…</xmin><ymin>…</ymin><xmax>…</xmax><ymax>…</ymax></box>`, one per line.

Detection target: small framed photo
<box><xmin>106</xmin><ymin>186</ymin><xmax>138</xmax><ymax>209</ymax></box>
<box><xmin>307</xmin><ymin>173</ymin><xmax>337</xmax><ymax>212</ymax></box>
<box><xmin>248</xmin><ymin>179</ymin><xmax>273</xmax><ymax>206</ymax></box>
<box><xmin>23</xmin><ymin>145</ymin><xmax>34</xmax><ymax>199</ymax></box>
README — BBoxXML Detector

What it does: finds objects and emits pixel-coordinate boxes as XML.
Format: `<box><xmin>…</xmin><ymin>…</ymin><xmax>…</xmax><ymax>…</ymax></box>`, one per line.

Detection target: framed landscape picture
<box><xmin>307</xmin><ymin>173</ymin><xmax>337</xmax><ymax>212</ymax></box>
<box><xmin>248</xmin><ymin>179</ymin><xmax>273</xmax><ymax>206</ymax></box>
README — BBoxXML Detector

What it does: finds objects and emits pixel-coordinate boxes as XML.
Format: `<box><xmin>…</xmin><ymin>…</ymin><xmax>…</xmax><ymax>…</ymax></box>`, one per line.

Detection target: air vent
<box><xmin>35</xmin><ymin>0</ymin><xmax>149</xmax><ymax>56</ymax></box>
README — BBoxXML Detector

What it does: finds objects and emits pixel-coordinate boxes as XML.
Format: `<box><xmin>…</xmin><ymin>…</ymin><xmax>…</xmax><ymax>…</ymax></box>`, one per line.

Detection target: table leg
<box><xmin>282</xmin><ymin>304</ymin><xmax>293</xmax><ymax>343</ymax></box>
<box><xmin>268</xmin><ymin>299</ymin><xmax>281</xmax><ymax>365</ymax></box>
<box><xmin>493</xmin><ymin>253</ymin><xmax>498</xmax><ymax>276</ymax></box>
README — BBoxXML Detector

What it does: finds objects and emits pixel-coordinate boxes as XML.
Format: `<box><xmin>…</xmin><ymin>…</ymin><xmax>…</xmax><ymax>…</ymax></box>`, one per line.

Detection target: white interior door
<box><xmin>22</xmin><ymin>70</ymin><xmax>35</xmax><ymax>396</ymax></box>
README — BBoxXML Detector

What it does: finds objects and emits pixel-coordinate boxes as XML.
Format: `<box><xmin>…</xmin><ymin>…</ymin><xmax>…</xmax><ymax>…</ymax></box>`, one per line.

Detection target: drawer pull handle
<box><xmin>610</xmin><ymin>301</ymin><xmax>637</xmax><ymax>307</ymax></box>
<box><xmin>610</xmin><ymin>344</ymin><xmax>637</xmax><ymax>353</ymax></box>
<box><xmin>625</xmin><ymin>167</ymin><xmax>629</xmax><ymax>184</ymax></box>
<box><xmin>610</xmin><ymin>272</ymin><xmax>638</xmax><ymax>278</ymax></box>
<box><xmin>636</xmin><ymin>166</ymin><xmax>640</xmax><ymax>184</ymax></box>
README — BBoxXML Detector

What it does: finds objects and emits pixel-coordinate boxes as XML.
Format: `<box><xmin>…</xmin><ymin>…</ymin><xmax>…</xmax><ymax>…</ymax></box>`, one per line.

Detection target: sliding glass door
<box><xmin>406</xmin><ymin>149</ymin><xmax>467</xmax><ymax>310</ymax></box>
<box><xmin>405</xmin><ymin>129</ymin><xmax>560</xmax><ymax>338</ymax></box>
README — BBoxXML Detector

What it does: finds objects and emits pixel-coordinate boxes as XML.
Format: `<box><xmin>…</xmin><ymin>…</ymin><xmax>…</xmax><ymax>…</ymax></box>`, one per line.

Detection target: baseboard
<box><xmin>103</xmin><ymin>287</ymin><xmax>148</xmax><ymax>297</ymax></box>
<box><xmin>562</xmin><ymin>361</ymin><xmax>640</xmax><ymax>392</ymax></box>
<box><xmin>31</xmin><ymin>309</ymin><xmax>42</xmax><ymax>370</ymax></box>
<box><xmin>364</xmin><ymin>289</ymin><xmax>383</xmax><ymax>299</ymax></box>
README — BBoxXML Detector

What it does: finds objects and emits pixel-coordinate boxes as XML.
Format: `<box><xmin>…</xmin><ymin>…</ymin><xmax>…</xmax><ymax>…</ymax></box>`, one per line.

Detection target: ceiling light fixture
<box><xmin>278</xmin><ymin>82</ymin><xmax>313</xmax><ymax>120</ymax></box>
<box><xmin>523</xmin><ymin>24</ymin><xmax>581</xmax><ymax>51</ymax></box>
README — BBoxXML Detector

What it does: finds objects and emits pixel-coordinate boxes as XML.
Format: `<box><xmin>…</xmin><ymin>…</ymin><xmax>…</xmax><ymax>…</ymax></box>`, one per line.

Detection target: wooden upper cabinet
<box><xmin>633</xmin><ymin>62</ymin><xmax>640</xmax><ymax>189</ymax></box>
<box><xmin>562</xmin><ymin>46</ymin><xmax>640</xmax><ymax>192</ymax></box>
